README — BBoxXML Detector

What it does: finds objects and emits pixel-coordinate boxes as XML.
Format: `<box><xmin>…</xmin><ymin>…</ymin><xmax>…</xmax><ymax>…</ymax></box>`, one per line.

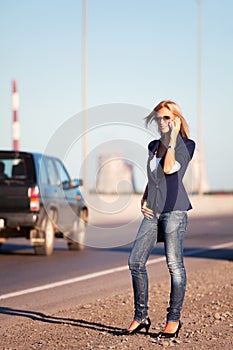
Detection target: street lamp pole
<box><xmin>82</xmin><ymin>0</ymin><xmax>88</xmax><ymax>194</ymax></box>
<box><xmin>197</xmin><ymin>0</ymin><xmax>204</xmax><ymax>195</ymax></box>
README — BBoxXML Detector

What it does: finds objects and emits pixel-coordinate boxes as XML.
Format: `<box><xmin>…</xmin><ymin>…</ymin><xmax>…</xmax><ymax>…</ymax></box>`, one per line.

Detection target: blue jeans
<box><xmin>128</xmin><ymin>211</ymin><xmax>187</xmax><ymax>323</ymax></box>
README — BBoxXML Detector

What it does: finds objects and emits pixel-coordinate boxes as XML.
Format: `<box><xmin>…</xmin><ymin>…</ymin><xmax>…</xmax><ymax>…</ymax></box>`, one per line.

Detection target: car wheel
<box><xmin>67</xmin><ymin>215</ymin><xmax>86</xmax><ymax>251</ymax></box>
<box><xmin>34</xmin><ymin>216</ymin><xmax>55</xmax><ymax>256</ymax></box>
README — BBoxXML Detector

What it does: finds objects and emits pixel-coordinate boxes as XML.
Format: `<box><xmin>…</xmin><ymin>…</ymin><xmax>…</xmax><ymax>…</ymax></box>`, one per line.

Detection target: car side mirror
<box><xmin>71</xmin><ymin>179</ymin><xmax>83</xmax><ymax>188</ymax></box>
<box><xmin>62</xmin><ymin>178</ymin><xmax>83</xmax><ymax>190</ymax></box>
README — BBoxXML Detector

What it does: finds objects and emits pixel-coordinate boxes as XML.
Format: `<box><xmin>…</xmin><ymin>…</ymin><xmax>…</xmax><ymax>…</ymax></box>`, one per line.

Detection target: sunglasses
<box><xmin>156</xmin><ymin>116</ymin><xmax>171</xmax><ymax>122</ymax></box>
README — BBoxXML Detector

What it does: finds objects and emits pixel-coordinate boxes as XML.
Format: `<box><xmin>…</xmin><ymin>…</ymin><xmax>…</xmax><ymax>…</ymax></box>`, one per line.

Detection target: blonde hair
<box><xmin>145</xmin><ymin>100</ymin><xmax>190</xmax><ymax>138</ymax></box>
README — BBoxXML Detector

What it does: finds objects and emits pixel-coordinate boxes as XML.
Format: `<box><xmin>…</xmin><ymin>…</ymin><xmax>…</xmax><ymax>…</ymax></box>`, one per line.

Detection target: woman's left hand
<box><xmin>169</xmin><ymin>117</ymin><xmax>181</xmax><ymax>139</ymax></box>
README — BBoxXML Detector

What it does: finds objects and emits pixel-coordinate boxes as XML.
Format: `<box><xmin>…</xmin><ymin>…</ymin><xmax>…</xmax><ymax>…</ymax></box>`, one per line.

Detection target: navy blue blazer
<box><xmin>146</xmin><ymin>134</ymin><xmax>195</xmax><ymax>213</ymax></box>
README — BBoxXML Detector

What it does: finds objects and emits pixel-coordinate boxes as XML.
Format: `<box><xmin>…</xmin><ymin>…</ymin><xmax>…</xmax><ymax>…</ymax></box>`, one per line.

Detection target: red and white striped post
<box><xmin>12</xmin><ymin>80</ymin><xmax>20</xmax><ymax>151</ymax></box>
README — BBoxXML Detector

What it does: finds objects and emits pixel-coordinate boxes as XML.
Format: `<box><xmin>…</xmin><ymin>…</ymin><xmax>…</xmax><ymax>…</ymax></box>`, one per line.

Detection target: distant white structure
<box><xmin>96</xmin><ymin>152</ymin><xmax>209</xmax><ymax>195</ymax></box>
<box><xmin>183</xmin><ymin>150</ymin><xmax>209</xmax><ymax>194</ymax></box>
<box><xmin>96</xmin><ymin>154</ymin><xmax>136</xmax><ymax>194</ymax></box>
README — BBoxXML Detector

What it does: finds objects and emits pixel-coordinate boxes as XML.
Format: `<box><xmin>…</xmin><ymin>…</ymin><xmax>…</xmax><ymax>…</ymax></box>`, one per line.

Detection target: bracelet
<box><xmin>167</xmin><ymin>145</ymin><xmax>175</xmax><ymax>150</ymax></box>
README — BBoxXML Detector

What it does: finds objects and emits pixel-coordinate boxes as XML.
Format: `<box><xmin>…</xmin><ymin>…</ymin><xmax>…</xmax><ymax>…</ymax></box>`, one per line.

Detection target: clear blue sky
<box><xmin>0</xmin><ymin>0</ymin><xmax>232</xmax><ymax>191</ymax></box>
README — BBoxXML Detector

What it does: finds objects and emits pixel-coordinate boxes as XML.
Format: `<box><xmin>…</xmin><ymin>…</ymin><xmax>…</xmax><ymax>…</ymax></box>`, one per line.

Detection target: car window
<box><xmin>46</xmin><ymin>158</ymin><xmax>59</xmax><ymax>186</ymax></box>
<box><xmin>38</xmin><ymin>158</ymin><xmax>49</xmax><ymax>185</ymax></box>
<box><xmin>53</xmin><ymin>159</ymin><xmax>70</xmax><ymax>184</ymax></box>
<box><xmin>0</xmin><ymin>158</ymin><xmax>27</xmax><ymax>180</ymax></box>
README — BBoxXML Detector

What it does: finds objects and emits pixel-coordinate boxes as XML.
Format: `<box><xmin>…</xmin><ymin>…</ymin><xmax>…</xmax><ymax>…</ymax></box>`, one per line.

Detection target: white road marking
<box><xmin>0</xmin><ymin>241</ymin><xmax>232</xmax><ymax>300</ymax></box>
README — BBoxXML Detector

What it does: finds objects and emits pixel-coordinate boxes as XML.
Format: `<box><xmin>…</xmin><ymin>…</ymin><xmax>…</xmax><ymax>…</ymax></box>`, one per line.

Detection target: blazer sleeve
<box><xmin>175</xmin><ymin>138</ymin><xmax>195</xmax><ymax>173</ymax></box>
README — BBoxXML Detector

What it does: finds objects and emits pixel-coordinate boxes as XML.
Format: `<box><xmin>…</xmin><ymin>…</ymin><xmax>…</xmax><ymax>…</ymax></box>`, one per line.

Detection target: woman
<box><xmin>122</xmin><ymin>100</ymin><xmax>195</xmax><ymax>338</ymax></box>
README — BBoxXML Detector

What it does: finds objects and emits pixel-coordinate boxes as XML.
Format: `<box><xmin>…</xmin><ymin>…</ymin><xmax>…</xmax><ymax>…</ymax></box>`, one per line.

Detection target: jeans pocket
<box><xmin>161</xmin><ymin>211</ymin><xmax>187</xmax><ymax>235</ymax></box>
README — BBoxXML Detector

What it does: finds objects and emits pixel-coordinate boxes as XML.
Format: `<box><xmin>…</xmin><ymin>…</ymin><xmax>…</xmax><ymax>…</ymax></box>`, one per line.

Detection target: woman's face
<box><xmin>156</xmin><ymin>107</ymin><xmax>174</xmax><ymax>134</ymax></box>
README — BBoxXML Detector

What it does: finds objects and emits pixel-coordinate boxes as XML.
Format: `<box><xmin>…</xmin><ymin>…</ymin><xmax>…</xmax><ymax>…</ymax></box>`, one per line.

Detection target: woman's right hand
<box><xmin>141</xmin><ymin>199</ymin><xmax>154</xmax><ymax>219</ymax></box>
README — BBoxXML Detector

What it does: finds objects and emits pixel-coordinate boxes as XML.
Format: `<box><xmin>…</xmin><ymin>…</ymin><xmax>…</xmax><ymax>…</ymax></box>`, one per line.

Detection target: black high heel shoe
<box><xmin>159</xmin><ymin>320</ymin><xmax>182</xmax><ymax>338</ymax></box>
<box><xmin>121</xmin><ymin>317</ymin><xmax>151</xmax><ymax>335</ymax></box>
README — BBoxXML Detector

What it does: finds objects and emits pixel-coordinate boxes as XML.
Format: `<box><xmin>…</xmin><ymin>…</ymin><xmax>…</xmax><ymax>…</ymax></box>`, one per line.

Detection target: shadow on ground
<box><xmin>0</xmin><ymin>306</ymin><xmax>159</xmax><ymax>338</ymax></box>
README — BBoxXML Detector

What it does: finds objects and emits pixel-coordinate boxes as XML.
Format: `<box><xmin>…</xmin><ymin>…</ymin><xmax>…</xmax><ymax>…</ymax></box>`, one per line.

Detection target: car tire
<box><xmin>67</xmin><ymin>215</ymin><xmax>86</xmax><ymax>251</ymax></box>
<box><xmin>34</xmin><ymin>215</ymin><xmax>55</xmax><ymax>256</ymax></box>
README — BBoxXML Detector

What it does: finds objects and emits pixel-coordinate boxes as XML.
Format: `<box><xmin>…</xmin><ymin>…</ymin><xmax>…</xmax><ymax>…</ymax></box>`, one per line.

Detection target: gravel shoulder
<box><xmin>1</xmin><ymin>257</ymin><xmax>233</xmax><ymax>350</ymax></box>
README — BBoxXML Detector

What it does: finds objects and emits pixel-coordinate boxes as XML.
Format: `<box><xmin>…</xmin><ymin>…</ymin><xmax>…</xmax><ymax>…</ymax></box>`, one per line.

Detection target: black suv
<box><xmin>0</xmin><ymin>151</ymin><xmax>88</xmax><ymax>255</ymax></box>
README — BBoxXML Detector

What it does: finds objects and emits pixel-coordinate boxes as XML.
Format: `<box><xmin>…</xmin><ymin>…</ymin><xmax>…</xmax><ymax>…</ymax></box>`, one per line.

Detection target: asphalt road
<box><xmin>0</xmin><ymin>214</ymin><xmax>232</xmax><ymax>326</ymax></box>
